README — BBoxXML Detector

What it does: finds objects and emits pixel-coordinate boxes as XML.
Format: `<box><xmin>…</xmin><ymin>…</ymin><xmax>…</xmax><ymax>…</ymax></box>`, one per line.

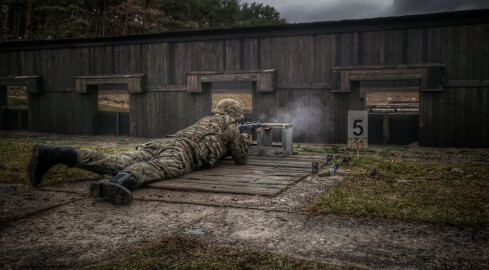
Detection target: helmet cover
<box><xmin>214</xmin><ymin>99</ymin><xmax>244</xmax><ymax>120</ymax></box>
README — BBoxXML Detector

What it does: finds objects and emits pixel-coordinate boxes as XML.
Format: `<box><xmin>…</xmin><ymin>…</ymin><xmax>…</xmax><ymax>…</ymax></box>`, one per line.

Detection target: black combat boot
<box><xmin>27</xmin><ymin>144</ymin><xmax>77</xmax><ymax>187</ymax></box>
<box><xmin>89</xmin><ymin>171</ymin><xmax>136</xmax><ymax>205</ymax></box>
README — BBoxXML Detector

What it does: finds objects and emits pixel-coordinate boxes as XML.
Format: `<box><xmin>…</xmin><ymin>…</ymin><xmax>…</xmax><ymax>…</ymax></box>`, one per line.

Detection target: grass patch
<box><xmin>6</xmin><ymin>96</ymin><xmax>28</xmax><ymax>109</ymax></box>
<box><xmin>377</xmin><ymin>150</ymin><xmax>394</xmax><ymax>158</ymax></box>
<box><xmin>7</xmin><ymin>86</ymin><xmax>28</xmax><ymax>97</ymax></box>
<box><xmin>0</xmin><ymin>131</ymin><xmax>146</xmax><ymax>148</ymax></box>
<box><xmin>98</xmin><ymin>103</ymin><xmax>129</xmax><ymax>112</ymax></box>
<box><xmin>6</xmin><ymin>86</ymin><xmax>28</xmax><ymax>109</ymax></box>
<box><xmin>0</xmin><ymin>131</ymin><xmax>54</xmax><ymax>141</ymax></box>
<box><xmin>117</xmin><ymin>140</ymin><xmax>132</xmax><ymax>145</ymax></box>
<box><xmin>294</xmin><ymin>144</ymin><xmax>354</xmax><ymax>155</ymax></box>
<box><xmin>300</xmin><ymin>146</ymin><xmax>322</xmax><ymax>153</ymax></box>
<box><xmin>0</xmin><ymin>141</ymin><xmax>129</xmax><ymax>186</ymax></box>
<box><xmin>96</xmin><ymin>236</ymin><xmax>355</xmax><ymax>270</ymax></box>
<box><xmin>309</xmin><ymin>156</ymin><xmax>489</xmax><ymax>227</ymax></box>
<box><xmin>98</xmin><ymin>90</ymin><xmax>130</xmax><ymax>112</ymax></box>
<box><xmin>293</xmin><ymin>144</ymin><xmax>377</xmax><ymax>156</ymax></box>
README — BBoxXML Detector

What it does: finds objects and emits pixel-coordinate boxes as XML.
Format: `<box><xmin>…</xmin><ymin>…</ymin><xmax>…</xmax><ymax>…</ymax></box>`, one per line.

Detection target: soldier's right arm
<box><xmin>223</xmin><ymin>122</ymin><xmax>250</xmax><ymax>165</ymax></box>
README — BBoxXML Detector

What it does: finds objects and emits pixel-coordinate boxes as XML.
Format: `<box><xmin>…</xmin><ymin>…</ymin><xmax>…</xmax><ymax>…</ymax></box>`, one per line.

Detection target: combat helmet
<box><xmin>214</xmin><ymin>99</ymin><xmax>244</xmax><ymax>120</ymax></box>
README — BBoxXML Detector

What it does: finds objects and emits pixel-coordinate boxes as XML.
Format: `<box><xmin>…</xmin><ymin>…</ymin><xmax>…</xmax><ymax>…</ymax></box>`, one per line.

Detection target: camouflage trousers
<box><xmin>75</xmin><ymin>138</ymin><xmax>194</xmax><ymax>187</ymax></box>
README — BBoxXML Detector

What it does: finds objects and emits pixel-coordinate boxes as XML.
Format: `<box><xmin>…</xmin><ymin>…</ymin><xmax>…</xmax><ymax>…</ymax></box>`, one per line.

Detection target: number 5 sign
<box><xmin>347</xmin><ymin>110</ymin><xmax>368</xmax><ymax>150</ymax></box>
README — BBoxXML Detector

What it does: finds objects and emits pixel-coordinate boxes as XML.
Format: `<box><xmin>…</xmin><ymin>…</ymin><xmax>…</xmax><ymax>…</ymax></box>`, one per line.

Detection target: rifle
<box><xmin>238</xmin><ymin>120</ymin><xmax>261</xmax><ymax>136</ymax></box>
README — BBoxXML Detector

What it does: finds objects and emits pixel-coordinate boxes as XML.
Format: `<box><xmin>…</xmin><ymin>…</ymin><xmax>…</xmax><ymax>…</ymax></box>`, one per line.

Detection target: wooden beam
<box><xmin>361</xmin><ymin>87</ymin><xmax>420</xmax><ymax>93</ymax></box>
<box><xmin>349</xmin><ymin>68</ymin><xmax>425</xmax><ymax>74</ymax></box>
<box><xmin>186</xmin><ymin>69</ymin><xmax>276</xmax><ymax>92</ymax></box>
<box><xmin>330</xmin><ymin>90</ymin><xmax>351</xmax><ymax>93</ymax></box>
<box><xmin>331</xmin><ymin>64</ymin><xmax>445</xmax><ymax>70</ymax></box>
<box><xmin>350</xmin><ymin>73</ymin><xmax>422</xmax><ymax>81</ymax></box>
<box><xmin>275</xmin><ymin>82</ymin><xmax>331</xmax><ymax>89</ymax></box>
<box><xmin>383</xmin><ymin>114</ymin><xmax>390</xmax><ymax>145</ymax></box>
<box><xmin>256</xmin><ymin>71</ymin><xmax>275</xmax><ymax>92</ymax></box>
<box><xmin>186</xmin><ymin>74</ymin><xmax>200</xmax><ymax>92</ymax></box>
<box><xmin>75</xmin><ymin>73</ymin><xmax>146</xmax><ymax>94</ymax></box>
<box><xmin>200</xmin><ymin>74</ymin><xmax>257</xmax><ymax>82</ymax></box>
<box><xmin>261</xmin><ymin>123</ymin><xmax>293</xmax><ymax>128</ymax></box>
<box><xmin>330</xmin><ymin>64</ymin><xmax>444</xmax><ymax>92</ymax></box>
<box><xmin>146</xmin><ymin>85</ymin><xmax>187</xmax><ymax>91</ymax></box>
<box><xmin>0</xmin><ymin>76</ymin><xmax>43</xmax><ymax>94</ymax></box>
<box><xmin>445</xmin><ymin>80</ymin><xmax>489</xmax><ymax>87</ymax></box>
<box><xmin>187</xmin><ymin>69</ymin><xmax>275</xmax><ymax>75</ymax></box>
<box><xmin>76</xmin><ymin>74</ymin><xmax>145</xmax><ymax>79</ymax></box>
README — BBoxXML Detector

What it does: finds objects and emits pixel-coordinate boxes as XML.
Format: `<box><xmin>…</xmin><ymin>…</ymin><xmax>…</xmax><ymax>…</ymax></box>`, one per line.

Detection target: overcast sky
<box><xmin>246</xmin><ymin>0</ymin><xmax>489</xmax><ymax>23</ymax></box>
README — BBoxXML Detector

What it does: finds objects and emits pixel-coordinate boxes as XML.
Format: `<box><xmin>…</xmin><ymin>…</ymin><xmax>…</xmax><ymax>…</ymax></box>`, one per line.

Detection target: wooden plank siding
<box><xmin>0</xmin><ymin>10</ymin><xmax>488</xmax><ymax>146</ymax></box>
<box><xmin>420</xmin><ymin>86</ymin><xmax>489</xmax><ymax>147</ymax></box>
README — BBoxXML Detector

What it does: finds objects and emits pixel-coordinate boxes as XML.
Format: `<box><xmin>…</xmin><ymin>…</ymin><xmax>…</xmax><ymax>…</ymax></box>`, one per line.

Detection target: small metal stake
<box><xmin>329</xmin><ymin>163</ymin><xmax>340</xmax><ymax>175</ymax></box>
<box><xmin>311</xmin><ymin>162</ymin><xmax>319</xmax><ymax>174</ymax></box>
<box><xmin>327</xmin><ymin>155</ymin><xmax>333</xmax><ymax>164</ymax></box>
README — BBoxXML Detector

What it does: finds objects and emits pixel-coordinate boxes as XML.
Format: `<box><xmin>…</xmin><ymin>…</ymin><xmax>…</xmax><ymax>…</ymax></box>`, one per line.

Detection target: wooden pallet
<box><xmin>148</xmin><ymin>155</ymin><xmax>324</xmax><ymax>196</ymax></box>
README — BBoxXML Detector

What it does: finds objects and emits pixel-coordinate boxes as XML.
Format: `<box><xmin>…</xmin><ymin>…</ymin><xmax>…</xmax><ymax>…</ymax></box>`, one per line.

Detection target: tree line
<box><xmin>0</xmin><ymin>0</ymin><xmax>286</xmax><ymax>42</ymax></box>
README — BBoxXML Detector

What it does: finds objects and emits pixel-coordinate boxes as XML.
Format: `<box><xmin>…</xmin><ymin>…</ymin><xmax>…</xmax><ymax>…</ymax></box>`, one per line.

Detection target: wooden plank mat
<box><xmin>148</xmin><ymin>155</ymin><xmax>326</xmax><ymax>196</ymax></box>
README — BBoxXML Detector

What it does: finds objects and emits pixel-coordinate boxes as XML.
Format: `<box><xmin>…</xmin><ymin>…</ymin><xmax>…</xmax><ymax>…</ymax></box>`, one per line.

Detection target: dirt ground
<box><xmin>1</xmin><ymin>132</ymin><xmax>488</xmax><ymax>269</ymax></box>
<box><xmin>2</xmin><ymin>177</ymin><xmax>488</xmax><ymax>269</ymax></box>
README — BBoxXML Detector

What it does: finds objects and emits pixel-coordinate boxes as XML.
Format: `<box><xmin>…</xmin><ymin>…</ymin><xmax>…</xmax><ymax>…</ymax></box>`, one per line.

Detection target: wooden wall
<box><xmin>0</xmin><ymin>12</ymin><xmax>488</xmax><ymax>147</ymax></box>
<box><xmin>420</xmin><ymin>86</ymin><xmax>489</xmax><ymax>147</ymax></box>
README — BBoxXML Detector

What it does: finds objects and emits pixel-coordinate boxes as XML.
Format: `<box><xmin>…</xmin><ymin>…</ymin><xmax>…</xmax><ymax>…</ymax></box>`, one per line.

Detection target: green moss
<box><xmin>378</xmin><ymin>150</ymin><xmax>394</xmax><ymax>158</ymax></box>
<box><xmin>97</xmin><ymin>237</ymin><xmax>355</xmax><ymax>270</ymax></box>
<box><xmin>309</xmin><ymin>156</ymin><xmax>489</xmax><ymax>227</ymax></box>
<box><xmin>7</xmin><ymin>86</ymin><xmax>27</xmax><ymax>96</ymax></box>
<box><xmin>7</xmin><ymin>96</ymin><xmax>28</xmax><ymax>109</ymax></box>
<box><xmin>301</xmin><ymin>147</ymin><xmax>316</xmax><ymax>153</ymax></box>
<box><xmin>0</xmin><ymin>141</ymin><xmax>129</xmax><ymax>186</ymax></box>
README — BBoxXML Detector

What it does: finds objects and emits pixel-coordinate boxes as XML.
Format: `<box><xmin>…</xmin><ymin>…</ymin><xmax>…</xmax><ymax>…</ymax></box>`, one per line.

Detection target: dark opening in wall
<box><xmin>96</xmin><ymin>85</ymin><xmax>130</xmax><ymax>136</ymax></box>
<box><xmin>0</xmin><ymin>86</ymin><xmax>28</xmax><ymax>130</ymax></box>
<box><xmin>363</xmin><ymin>80</ymin><xmax>419</xmax><ymax>114</ymax></box>
<box><xmin>7</xmin><ymin>86</ymin><xmax>28</xmax><ymax>110</ymax></box>
<box><xmin>362</xmin><ymin>80</ymin><xmax>420</xmax><ymax>145</ymax></box>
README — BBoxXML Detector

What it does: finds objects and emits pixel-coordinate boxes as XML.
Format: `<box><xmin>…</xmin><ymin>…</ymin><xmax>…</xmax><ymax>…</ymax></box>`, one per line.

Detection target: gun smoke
<box><xmin>257</xmin><ymin>95</ymin><xmax>327</xmax><ymax>143</ymax></box>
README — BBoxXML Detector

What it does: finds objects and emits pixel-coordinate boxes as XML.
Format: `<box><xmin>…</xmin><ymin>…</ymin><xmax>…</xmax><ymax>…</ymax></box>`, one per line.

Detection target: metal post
<box><xmin>383</xmin><ymin>114</ymin><xmax>390</xmax><ymax>145</ymax></box>
<box><xmin>0</xmin><ymin>86</ymin><xmax>6</xmax><ymax>130</ymax></box>
<box><xmin>281</xmin><ymin>126</ymin><xmax>293</xmax><ymax>156</ymax></box>
<box><xmin>18</xmin><ymin>109</ymin><xmax>22</xmax><ymax>130</ymax></box>
<box><xmin>116</xmin><ymin>112</ymin><xmax>120</xmax><ymax>136</ymax></box>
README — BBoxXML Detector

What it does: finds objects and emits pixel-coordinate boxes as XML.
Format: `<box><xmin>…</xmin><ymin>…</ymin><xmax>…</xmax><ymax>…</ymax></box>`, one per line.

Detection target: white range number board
<box><xmin>347</xmin><ymin>110</ymin><xmax>368</xmax><ymax>150</ymax></box>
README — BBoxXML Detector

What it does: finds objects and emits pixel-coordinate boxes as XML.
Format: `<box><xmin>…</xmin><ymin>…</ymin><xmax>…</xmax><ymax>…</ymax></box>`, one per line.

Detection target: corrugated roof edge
<box><xmin>1</xmin><ymin>8</ymin><xmax>488</xmax><ymax>51</ymax></box>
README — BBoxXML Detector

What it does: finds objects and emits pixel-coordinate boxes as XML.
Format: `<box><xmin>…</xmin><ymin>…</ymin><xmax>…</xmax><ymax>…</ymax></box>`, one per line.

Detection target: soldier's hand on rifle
<box><xmin>241</xmin><ymin>133</ymin><xmax>252</xmax><ymax>143</ymax></box>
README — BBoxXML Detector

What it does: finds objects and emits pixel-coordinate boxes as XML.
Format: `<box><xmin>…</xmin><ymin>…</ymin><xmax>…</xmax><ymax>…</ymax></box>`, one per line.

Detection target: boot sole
<box><xmin>89</xmin><ymin>181</ymin><xmax>133</xmax><ymax>205</ymax></box>
<box><xmin>27</xmin><ymin>144</ymin><xmax>41</xmax><ymax>187</ymax></box>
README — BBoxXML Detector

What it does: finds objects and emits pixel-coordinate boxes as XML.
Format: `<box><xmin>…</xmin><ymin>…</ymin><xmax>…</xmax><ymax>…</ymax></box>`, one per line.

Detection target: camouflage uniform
<box><xmin>75</xmin><ymin>103</ymin><xmax>249</xmax><ymax>187</ymax></box>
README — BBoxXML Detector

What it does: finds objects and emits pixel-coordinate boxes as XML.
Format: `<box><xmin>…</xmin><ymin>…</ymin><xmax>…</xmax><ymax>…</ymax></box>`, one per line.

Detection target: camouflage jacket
<box><xmin>172</xmin><ymin>114</ymin><xmax>250</xmax><ymax>168</ymax></box>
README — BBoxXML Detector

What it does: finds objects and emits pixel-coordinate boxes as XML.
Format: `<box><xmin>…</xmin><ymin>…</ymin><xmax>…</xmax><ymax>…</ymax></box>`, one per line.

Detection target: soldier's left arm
<box><xmin>223</xmin><ymin>122</ymin><xmax>250</xmax><ymax>165</ymax></box>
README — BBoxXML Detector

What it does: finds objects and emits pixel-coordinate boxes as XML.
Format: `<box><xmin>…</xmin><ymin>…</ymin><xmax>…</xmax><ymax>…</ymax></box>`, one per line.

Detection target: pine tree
<box><xmin>0</xmin><ymin>0</ymin><xmax>287</xmax><ymax>42</ymax></box>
